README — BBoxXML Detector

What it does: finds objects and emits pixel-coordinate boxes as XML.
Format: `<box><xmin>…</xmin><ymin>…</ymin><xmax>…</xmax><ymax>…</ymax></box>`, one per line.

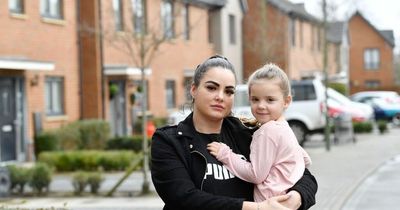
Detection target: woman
<box><xmin>151</xmin><ymin>55</ymin><xmax>317</xmax><ymax>210</ymax></box>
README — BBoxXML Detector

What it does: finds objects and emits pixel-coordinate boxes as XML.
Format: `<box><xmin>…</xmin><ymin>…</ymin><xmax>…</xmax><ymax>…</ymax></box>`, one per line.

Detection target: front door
<box><xmin>109</xmin><ymin>80</ymin><xmax>127</xmax><ymax>137</ymax></box>
<box><xmin>0</xmin><ymin>78</ymin><xmax>16</xmax><ymax>161</ymax></box>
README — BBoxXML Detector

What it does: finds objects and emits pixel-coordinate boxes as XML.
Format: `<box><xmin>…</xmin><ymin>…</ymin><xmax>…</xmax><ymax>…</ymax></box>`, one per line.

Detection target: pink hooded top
<box><xmin>216</xmin><ymin>120</ymin><xmax>312</xmax><ymax>202</ymax></box>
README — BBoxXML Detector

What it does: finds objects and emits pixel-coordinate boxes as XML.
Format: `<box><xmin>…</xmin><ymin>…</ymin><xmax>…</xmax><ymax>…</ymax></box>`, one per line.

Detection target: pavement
<box><xmin>1</xmin><ymin>126</ymin><xmax>400</xmax><ymax>210</ymax></box>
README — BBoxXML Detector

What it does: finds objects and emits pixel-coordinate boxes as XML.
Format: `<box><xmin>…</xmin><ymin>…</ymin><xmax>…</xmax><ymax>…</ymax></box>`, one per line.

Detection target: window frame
<box><xmin>290</xmin><ymin>18</ymin><xmax>296</xmax><ymax>47</ymax></box>
<box><xmin>161</xmin><ymin>0</ymin><xmax>175</xmax><ymax>39</ymax></box>
<box><xmin>229</xmin><ymin>14</ymin><xmax>236</xmax><ymax>45</ymax></box>
<box><xmin>113</xmin><ymin>0</ymin><xmax>124</xmax><ymax>31</ymax></box>
<box><xmin>166</xmin><ymin>80</ymin><xmax>176</xmax><ymax>109</ymax></box>
<box><xmin>9</xmin><ymin>0</ymin><xmax>24</xmax><ymax>14</ymax></box>
<box><xmin>45</xmin><ymin>76</ymin><xmax>64</xmax><ymax>116</ymax></box>
<box><xmin>183</xmin><ymin>3</ymin><xmax>190</xmax><ymax>40</ymax></box>
<box><xmin>133</xmin><ymin>0</ymin><xmax>147</xmax><ymax>35</ymax></box>
<box><xmin>363</xmin><ymin>48</ymin><xmax>380</xmax><ymax>70</ymax></box>
<box><xmin>40</xmin><ymin>0</ymin><xmax>64</xmax><ymax>20</ymax></box>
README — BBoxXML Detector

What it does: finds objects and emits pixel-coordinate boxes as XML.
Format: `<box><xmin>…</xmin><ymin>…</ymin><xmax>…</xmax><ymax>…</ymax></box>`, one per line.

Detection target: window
<box><xmin>290</xmin><ymin>18</ymin><xmax>296</xmax><ymax>47</ymax></box>
<box><xmin>40</xmin><ymin>0</ymin><xmax>63</xmax><ymax>19</ymax></box>
<box><xmin>9</xmin><ymin>0</ymin><xmax>24</xmax><ymax>14</ymax></box>
<box><xmin>161</xmin><ymin>0</ymin><xmax>174</xmax><ymax>39</ymax></box>
<box><xmin>183</xmin><ymin>4</ymin><xmax>190</xmax><ymax>40</ymax></box>
<box><xmin>364</xmin><ymin>48</ymin><xmax>380</xmax><ymax>70</ymax></box>
<box><xmin>365</xmin><ymin>80</ymin><xmax>380</xmax><ymax>88</ymax></box>
<box><xmin>229</xmin><ymin>14</ymin><xmax>236</xmax><ymax>44</ymax></box>
<box><xmin>166</xmin><ymin>80</ymin><xmax>176</xmax><ymax>109</ymax></box>
<box><xmin>317</xmin><ymin>28</ymin><xmax>321</xmax><ymax>51</ymax></box>
<box><xmin>291</xmin><ymin>84</ymin><xmax>316</xmax><ymax>101</ymax></box>
<box><xmin>45</xmin><ymin>77</ymin><xmax>64</xmax><ymax>115</ymax></box>
<box><xmin>113</xmin><ymin>0</ymin><xmax>124</xmax><ymax>31</ymax></box>
<box><xmin>311</xmin><ymin>25</ymin><xmax>314</xmax><ymax>50</ymax></box>
<box><xmin>133</xmin><ymin>0</ymin><xmax>146</xmax><ymax>35</ymax></box>
<box><xmin>299</xmin><ymin>20</ymin><xmax>303</xmax><ymax>48</ymax></box>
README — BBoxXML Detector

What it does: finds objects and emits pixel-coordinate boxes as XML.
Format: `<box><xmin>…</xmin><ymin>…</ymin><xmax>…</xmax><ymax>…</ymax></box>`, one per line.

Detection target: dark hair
<box><xmin>193</xmin><ymin>55</ymin><xmax>236</xmax><ymax>87</ymax></box>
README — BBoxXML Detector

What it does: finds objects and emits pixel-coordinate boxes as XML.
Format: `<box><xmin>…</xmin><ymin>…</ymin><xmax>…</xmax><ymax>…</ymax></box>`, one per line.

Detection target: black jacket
<box><xmin>151</xmin><ymin>114</ymin><xmax>317</xmax><ymax>210</ymax></box>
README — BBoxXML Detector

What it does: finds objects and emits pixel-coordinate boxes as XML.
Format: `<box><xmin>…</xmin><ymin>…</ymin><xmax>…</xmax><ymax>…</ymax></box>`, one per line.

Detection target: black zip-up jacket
<box><xmin>151</xmin><ymin>114</ymin><xmax>317</xmax><ymax>210</ymax></box>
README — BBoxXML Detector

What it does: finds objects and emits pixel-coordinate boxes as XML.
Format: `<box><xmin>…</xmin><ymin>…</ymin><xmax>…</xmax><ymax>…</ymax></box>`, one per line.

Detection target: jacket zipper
<box><xmin>190</xmin><ymin>150</ymin><xmax>208</xmax><ymax>190</ymax></box>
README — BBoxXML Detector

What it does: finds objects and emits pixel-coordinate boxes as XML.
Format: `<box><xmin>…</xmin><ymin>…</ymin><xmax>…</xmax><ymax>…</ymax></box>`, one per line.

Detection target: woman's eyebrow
<box><xmin>205</xmin><ymin>81</ymin><xmax>235</xmax><ymax>90</ymax></box>
<box><xmin>205</xmin><ymin>81</ymin><xmax>220</xmax><ymax>87</ymax></box>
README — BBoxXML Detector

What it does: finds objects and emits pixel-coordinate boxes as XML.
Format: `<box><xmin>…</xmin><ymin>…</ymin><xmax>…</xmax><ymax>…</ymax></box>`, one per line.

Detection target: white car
<box><xmin>327</xmin><ymin>88</ymin><xmax>374</xmax><ymax>122</ymax></box>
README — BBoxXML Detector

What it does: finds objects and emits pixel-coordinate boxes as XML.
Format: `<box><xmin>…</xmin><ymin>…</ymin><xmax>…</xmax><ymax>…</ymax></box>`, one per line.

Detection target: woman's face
<box><xmin>191</xmin><ymin>67</ymin><xmax>236</xmax><ymax>121</ymax></box>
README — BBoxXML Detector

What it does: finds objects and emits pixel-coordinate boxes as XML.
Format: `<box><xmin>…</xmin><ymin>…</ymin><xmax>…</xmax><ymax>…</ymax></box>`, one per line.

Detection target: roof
<box><xmin>327</xmin><ymin>21</ymin><xmax>344</xmax><ymax>44</ymax></box>
<box><xmin>188</xmin><ymin>0</ymin><xmax>226</xmax><ymax>7</ymax></box>
<box><xmin>351</xmin><ymin>11</ymin><xmax>395</xmax><ymax>47</ymax></box>
<box><xmin>267</xmin><ymin>0</ymin><xmax>319</xmax><ymax>23</ymax></box>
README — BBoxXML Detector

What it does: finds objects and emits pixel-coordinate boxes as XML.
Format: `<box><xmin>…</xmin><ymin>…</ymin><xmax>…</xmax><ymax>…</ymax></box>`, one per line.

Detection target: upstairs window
<box><xmin>133</xmin><ymin>0</ymin><xmax>146</xmax><ymax>35</ymax></box>
<box><xmin>41</xmin><ymin>0</ymin><xmax>63</xmax><ymax>20</ymax></box>
<box><xmin>364</xmin><ymin>48</ymin><xmax>380</xmax><ymax>70</ymax></box>
<box><xmin>183</xmin><ymin>4</ymin><xmax>190</xmax><ymax>40</ymax></box>
<box><xmin>290</xmin><ymin>18</ymin><xmax>296</xmax><ymax>47</ymax></box>
<box><xmin>229</xmin><ymin>14</ymin><xmax>236</xmax><ymax>44</ymax></box>
<box><xmin>45</xmin><ymin>77</ymin><xmax>64</xmax><ymax>116</ymax></box>
<box><xmin>113</xmin><ymin>0</ymin><xmax>124</xmax><ymax>31</ymax></box>
<box><xmin>161</xmin><ymin>0</ymin><xmax>174</xmax><ymax>39</ymax></box>
<box><xmin>9</xmin><ymin>0</ymin><xmax>24</xmax><ymax>14</ymax></box>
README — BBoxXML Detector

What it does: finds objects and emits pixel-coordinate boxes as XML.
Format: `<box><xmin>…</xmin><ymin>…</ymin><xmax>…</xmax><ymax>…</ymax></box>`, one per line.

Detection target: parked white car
<box><xmin>168</xmin><ymin>79</ymin><xmax>327</xmax><ymax>145</ymax></box>
<box><xmin>327</xmin><ymin>88</ymin><xmax>374</xmax><ymax>122</ymax></box>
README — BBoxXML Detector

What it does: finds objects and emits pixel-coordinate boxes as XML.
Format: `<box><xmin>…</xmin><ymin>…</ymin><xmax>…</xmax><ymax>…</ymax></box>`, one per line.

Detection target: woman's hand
<box><xmin>207</xmin><ymin>142</ymin><xmax>223</xmax><ymax>157</ymax></box>
<box><xmin>279</xmin><ymin>190</ymin><xmax>302</xmax><ymax>209</ymax></box>
<box><xmin>243</xmin><ymin>195</ymin><xmax>292</xmax><ymax>210</ymax></box>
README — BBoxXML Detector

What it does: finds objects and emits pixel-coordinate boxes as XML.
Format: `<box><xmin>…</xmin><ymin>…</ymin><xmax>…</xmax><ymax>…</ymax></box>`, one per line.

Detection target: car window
<box><xmin>292</xmin><ymin>84</ymin><xmax>316</xmax><ymax>101</ymax></box>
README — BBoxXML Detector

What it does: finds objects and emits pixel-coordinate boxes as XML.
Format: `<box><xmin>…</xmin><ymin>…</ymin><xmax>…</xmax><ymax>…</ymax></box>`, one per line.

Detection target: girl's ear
<box><xmin>284</xmin><ymin>95</ymin><xmax>292</xmax><ymax>109</ymax></box>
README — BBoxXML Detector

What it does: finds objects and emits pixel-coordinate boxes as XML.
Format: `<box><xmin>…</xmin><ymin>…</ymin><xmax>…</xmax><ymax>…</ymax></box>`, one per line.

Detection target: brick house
<box><xmin>347</xmin><ymin>12</ymin><xmax>395</xmax><ymax>94</ymax></box>
<box><xmin>0</xmin><ymin>0</ymin><xmax>80</xmax><ymax>161</ymax></box>
<box><xmin>243</xmin><ymin>0</ymin><xmax>336</xmax><ymax>81</ymax></box>
<box><xmin>0</xmin><ymin>0</ymin><xmax>245</xmax><ymax>161</ymax></box>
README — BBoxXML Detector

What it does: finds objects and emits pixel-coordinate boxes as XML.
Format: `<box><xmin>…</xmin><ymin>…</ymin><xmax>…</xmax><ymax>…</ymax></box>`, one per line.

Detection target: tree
<box><xmin>81</xmin><ymin>0</ymin><xmax>203</xmax><ymax>194</ymax></box>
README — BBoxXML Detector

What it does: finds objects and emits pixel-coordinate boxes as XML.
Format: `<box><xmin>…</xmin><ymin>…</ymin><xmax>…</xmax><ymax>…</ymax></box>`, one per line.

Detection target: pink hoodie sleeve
<box><xmin>216</xmin><ymin>132</ymin><xmax>277</xmax><ymax>184</ymax></box>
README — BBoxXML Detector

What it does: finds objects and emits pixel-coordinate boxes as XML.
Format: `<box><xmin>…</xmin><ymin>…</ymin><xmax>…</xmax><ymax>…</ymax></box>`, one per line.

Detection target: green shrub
<box><xmin>87</xmin><ymin>172</ymin><xmax>104</xmax><ymax>194</ymax></box>
<box><xmin>153</xmin><ymin>117</ymin><xmax>167</xmax><ymax>127</ymax></box>
<box><xmin>72</xmin><ymin>171</ymin><xmax>88</xmax><ymax>195</ymax></box>
<box><xmin>7</xmin><ymin>165</ymin><xmax>31</xmax><ymax>194</ymax></box>
<box><xmin>377</xmin><ymin>120</ymin><xmax>388</xmax><ymax>134</ymax></box>
<box><xmin>38</xmin><ymin>150</ymin><xmax>136</xmax><ymax>172</ymax></box>
<box><xmin>57</xmin><ymin>122</ymin><xmax>81</xmax><ymax>150</ymax></box>
<box><xmin>78</xmin><ymin>120</ymin><xmax>110</xmax><ymax>150</ymax></box>
<box><xmin>29</xmin><ymin>163</ymin><xmax>52</xmax><ymax>195</ymax></box>
<box><xmin>34</xmin><ymin>131</ymin><xmax>59</xmax><ymax>157</ymax></box>
<box><xmin>106</xmin><ymin>135</ymin><xmax>151</xmax><ymax>152</ymax></box>
<box><xmin>353</xmin><ymin>122</ymin><xmax>373</xmax><ymax>133</ymax></box>
<box><xmin>328</xmin><ymin>83</ymin><xmax>347</xmax><ymax>95</ymax></box>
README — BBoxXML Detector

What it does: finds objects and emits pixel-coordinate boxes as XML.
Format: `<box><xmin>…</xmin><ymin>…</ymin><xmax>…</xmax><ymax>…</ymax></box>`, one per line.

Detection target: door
<box><xmin>0</xmin><ymin>78</ymin><xmax>16</xmax><ymax>161</ymax></box>
<box><xmin>109</xmin><ymin>81</ymin><xmax>127</xmax><ymax>137</ymax></box>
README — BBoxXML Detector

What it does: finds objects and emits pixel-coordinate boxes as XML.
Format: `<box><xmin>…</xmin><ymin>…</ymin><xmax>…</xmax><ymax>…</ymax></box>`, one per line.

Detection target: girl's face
<box><xmin>191</xmin><ymin>67</ymin><xmax>236</xmax><ymax>121</ymax></box>
<box><xmin>249</xmin><ymin>79</ymin><xmax>291</xmax><ymax>124</ymax></box>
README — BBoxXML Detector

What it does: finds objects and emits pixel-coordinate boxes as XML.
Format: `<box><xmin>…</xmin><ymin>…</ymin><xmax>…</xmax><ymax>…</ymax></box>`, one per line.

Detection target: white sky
<box><xmin>289</xmin><ymin>0</ymin><xmax>400</xmax><ymax>53</ymax></box>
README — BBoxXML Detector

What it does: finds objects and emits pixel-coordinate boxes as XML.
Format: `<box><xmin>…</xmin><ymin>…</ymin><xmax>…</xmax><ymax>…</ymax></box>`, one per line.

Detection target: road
<box><xmin>1</xmin><ymin>127</ymin><xmax>400</xmax><ymax>210</ymax></box>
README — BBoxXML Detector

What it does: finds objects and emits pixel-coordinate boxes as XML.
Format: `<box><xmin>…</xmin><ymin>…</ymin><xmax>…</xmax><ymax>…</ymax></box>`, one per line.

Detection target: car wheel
<box><xmin>289</xmin><ymin>122</ymin><xmax>308</xmax><ymax>146</ymax></box>
<box><xmin>393</xmin><ymin>113</ymin><xmax>400</xmax><ymax>126</ymax></box>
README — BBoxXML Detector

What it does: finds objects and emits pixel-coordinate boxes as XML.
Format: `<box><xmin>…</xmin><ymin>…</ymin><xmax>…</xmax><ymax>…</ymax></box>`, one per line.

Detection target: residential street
<box><xmin>1</xmin><ymin>126</ymin><xmax>400</xmax><ymax>210</ymax></box>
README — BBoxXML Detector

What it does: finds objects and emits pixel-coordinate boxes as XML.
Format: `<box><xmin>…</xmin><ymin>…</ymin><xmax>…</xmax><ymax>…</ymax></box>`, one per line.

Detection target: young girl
<box><xmin>207</xmin><ymin>63</ymin><xmax>312</xmax><ymax>202</ymax></box>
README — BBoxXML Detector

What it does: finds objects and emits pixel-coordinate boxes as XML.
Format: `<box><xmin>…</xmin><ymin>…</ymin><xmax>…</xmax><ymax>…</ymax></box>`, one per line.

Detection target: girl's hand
<box><xmin>279</xmin><ymin>190</ymin><xmax>301</xmax><ymax>209</ymax></box>
<box><xmin>207</xmin><ymin>142</ymin><xmax>222</xmax><ymax>157</ymax></box>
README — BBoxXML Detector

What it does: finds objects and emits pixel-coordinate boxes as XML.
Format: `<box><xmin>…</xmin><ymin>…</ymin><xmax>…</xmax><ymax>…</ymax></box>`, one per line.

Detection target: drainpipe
<box><xmin>98</xmin><ymin>0</ymin><xmax>106</xmax><ymax>119</ymax></box>
<box><xmin>76</xmin><ymin>0</ymin><xmax>83</xmax><ymax>119</ymax></box>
